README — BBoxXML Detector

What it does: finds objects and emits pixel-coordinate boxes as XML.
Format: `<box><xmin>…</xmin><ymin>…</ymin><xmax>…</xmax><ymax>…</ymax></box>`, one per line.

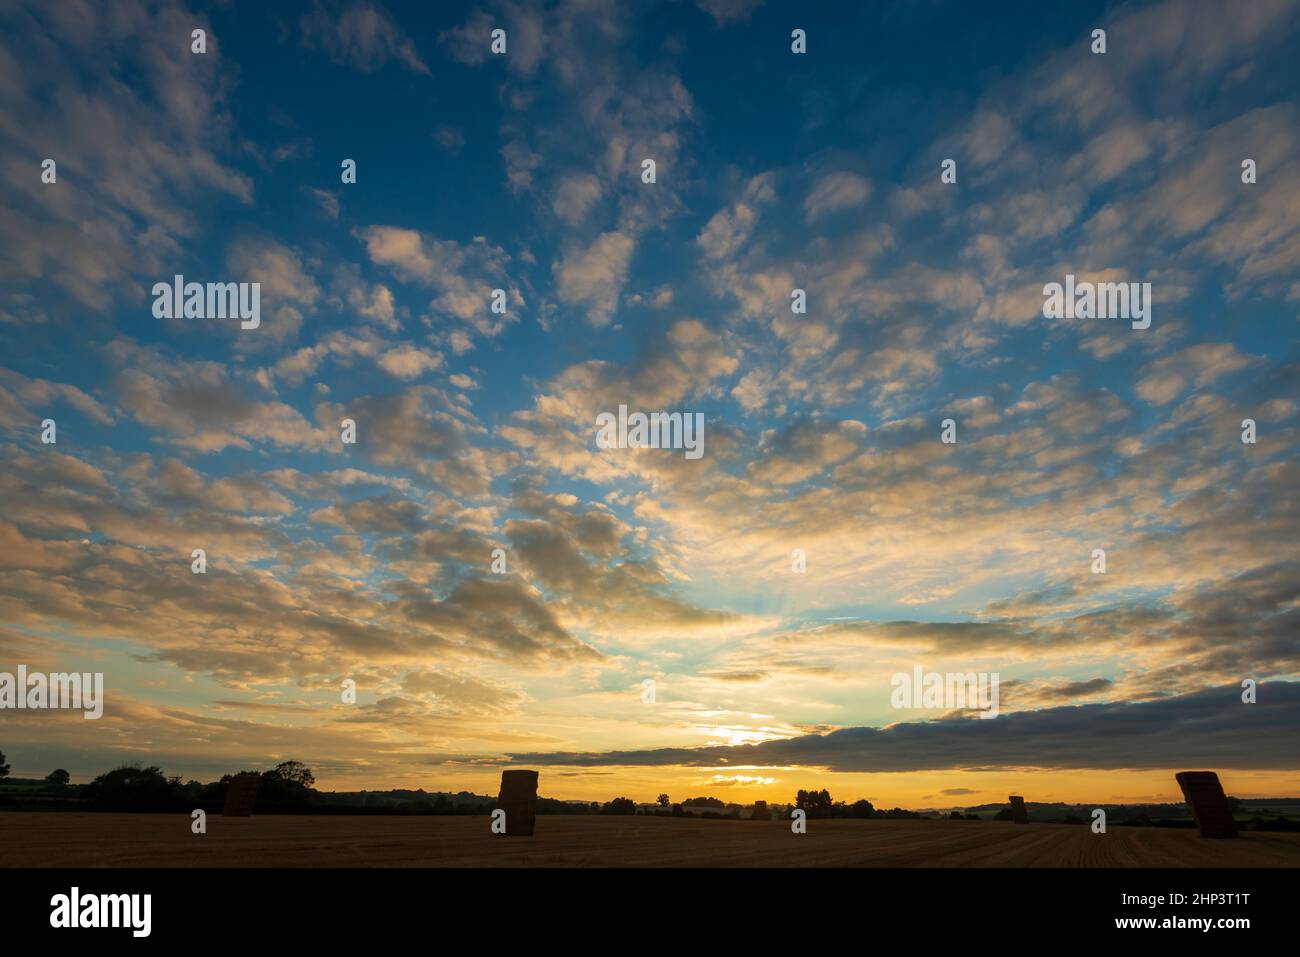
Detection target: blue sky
<box><xmin>1</xmin><ymin>0</ymin><xmax>1298</xmax><ymax>805</ymax></box>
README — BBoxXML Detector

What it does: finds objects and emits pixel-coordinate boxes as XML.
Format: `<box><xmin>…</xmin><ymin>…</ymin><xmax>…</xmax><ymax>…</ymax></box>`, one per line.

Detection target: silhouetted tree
<box><xmin>657</xmin><ymin>793</ymin><xmax>670</xmax><ymax>807</ymax></box>
<box><xmin>0</xmin><ymin>751</ymin><xmax>9</xmax><ymax>778</ymax></box>
<box><xmin>851</xmin><ymin>799</ymin><xmax>875</xmax><ymax>819</ymax></box>
<box><xmin>683</xmin><ymin>796</ymin><xmax>725</xmax><ymax>808</ymax></box>
<box><xmin>795</xmin><ymin>788</ymin><xmax>833</xmax><ymax>819</ymax></box>
<box><xmin>81</xmin><ymin>764</ymin><xmax>178</xmax><ymax>811</ymax></box>
<box><xmin>257</xmin><ymin>760</ymin><xmax>317</xmax><ymax>808</ymax></box>
<box><xmin>881</xmin><ymin>807</ymin><xmax>922</xmax><ymax>819</ymax></box>
<box><xmin>269</xmin><ymin>760</ymin><xmax>315</xmax><ymax>787</ymax></box>
<box><xmin>45</xmin><ymin>769</ymin><xmax>70</xmax><ymax>786</ymax></box>
<box><xmin>602</xmin><ymin>796</ymin><xmax>637</xmax><ymax>815</ymax></box>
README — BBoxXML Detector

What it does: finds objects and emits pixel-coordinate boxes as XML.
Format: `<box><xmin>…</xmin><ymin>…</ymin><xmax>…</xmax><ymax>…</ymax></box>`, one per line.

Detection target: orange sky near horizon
<box><xmin>295</xmin><ymin>766</ymin><xmax>1300</xmax><ymax>808</ymax></box>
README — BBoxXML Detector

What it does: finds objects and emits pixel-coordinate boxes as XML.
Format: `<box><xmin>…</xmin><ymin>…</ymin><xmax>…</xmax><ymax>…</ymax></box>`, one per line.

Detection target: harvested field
<box><xmin>3</xmin><ymin>812</ymin><xmax>1299</xmax><ymax>867</ymax></box>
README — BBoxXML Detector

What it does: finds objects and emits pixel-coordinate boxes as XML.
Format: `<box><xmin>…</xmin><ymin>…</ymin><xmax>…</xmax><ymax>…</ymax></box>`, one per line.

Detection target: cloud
<box><xmin>300</xmin><ymin>1</ymin><xmax>429</xmax><ymax>74</ymax></box>
<box><xmin>551</xmin><ymin>172</ymin><xmax>603</xmax><ymax>225</ymax></box>
<box><xmin>697</xmin><ymin>173</ymin><xmax>775</xmax><ymax>261</ymax></box>
<box><xmin>377</xmin><ymin>344</ymin><xmax>443</xmax><ymax>380</ymax></box>
<box><xmin>1137</xmin><ymin>343</ymin><xmax>1257</xmax><ymax>405</ymax></box>
<box><xmin>221</xmin><ymin>236</ymin><xmax>323</xmax><ymax>348</ymax></box>
<box><xmin>509</xmin><ymin>684</ymin><xmax>1300</xmax><ymax>772</ymax></box>
<box><xmin>554</xmin><ymin>231</ymin><xmax>635</xmax><ymax>327</ymax></box>
<box><xmin>361</xmin><ymin>226</ymin><xmax>518</xmax><ymax>346</ymax></box>
<box><xmin>0</xmin><ymin>369</ymin><xmax>114</xmax><ymax>426</ymax></box>
<box><xmin>227</xmin><ymin>237</ymin><xmax>321</xmax><ymax>305</ymax></box>
<box><xmin>1037</xmin><ymin>678</ymin><xmax>1115</xmax><ymax>701</ymax></box>
<box><xmin>108</xmin><ymin>340</ymin><xmax>328</xmax><ymax>453</ymax></box>
<box><xmin>305</xmin><ymin>186</ymin><xmax>340</xmax><ymax>219</ymax></box>
<box><xmin>0</xmin><ymin>0</ymin><xmax>251</xmax><ymax>309</ymax></box>
<box><xmin>433</xmin><ymin>126</ymin><xmax>465</xmax><ymax>154</ymax></box>
<box><xmin>314</xmin><ymin>385</ymin><xmax>493</xmax><ymax>495</ymax></box>
<box><xmin>803</xmin><ymin>171</ymin><xmax>871</xmax><ymax>223</ymax></box>
<box><xmin>696</xmin><ymin>0</ymin><xmax>764</xmax><ymax>25</ymax></box>
<box><xmin>438</xmin><ymin>2</ymin><xmax>544</xmax><ymax>76</ymax></box>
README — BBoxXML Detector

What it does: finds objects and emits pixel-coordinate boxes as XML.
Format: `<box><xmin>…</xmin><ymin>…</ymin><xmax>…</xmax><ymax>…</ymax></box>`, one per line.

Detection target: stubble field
<box><xmin>3</xmin><ymin>812</ymin><xmax>1299</xmax><ymax>867</ymax></box>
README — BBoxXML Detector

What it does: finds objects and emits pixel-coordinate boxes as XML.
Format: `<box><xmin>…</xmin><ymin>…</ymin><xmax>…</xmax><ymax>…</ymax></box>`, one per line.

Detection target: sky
<box><xmin>1</xmin><ymin>0</ymin><xmax>1298</xmax><ymax>809</ymax></box>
